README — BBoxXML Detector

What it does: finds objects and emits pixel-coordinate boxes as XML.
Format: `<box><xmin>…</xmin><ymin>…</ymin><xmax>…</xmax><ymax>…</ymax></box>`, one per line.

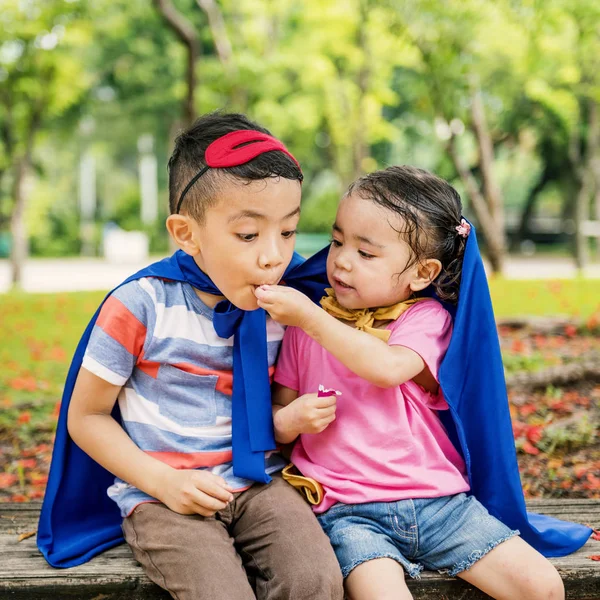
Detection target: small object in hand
<box><xmin>318</xmin><ymin>384</ymin><xmax>342</xmax><ymax>398</ymax></box>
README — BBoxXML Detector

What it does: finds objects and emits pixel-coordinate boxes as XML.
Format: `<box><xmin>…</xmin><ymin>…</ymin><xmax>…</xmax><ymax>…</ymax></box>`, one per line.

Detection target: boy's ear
<box><xmin>409</xmin><ymin>259</ymin><xmax>442</xmax><ymax>292</ymax></box>
<box><xmin>166</xmin><ymin>214</ymin><xmax>201</xmax><ymax>256</ymax></box>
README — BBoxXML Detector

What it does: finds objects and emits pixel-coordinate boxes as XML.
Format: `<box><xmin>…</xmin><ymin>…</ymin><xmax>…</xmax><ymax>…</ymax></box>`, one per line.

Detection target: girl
<box><xmin>254</xmin><ymin>166</ymin><xmax>570</xmax><ymax>600</ymax></box>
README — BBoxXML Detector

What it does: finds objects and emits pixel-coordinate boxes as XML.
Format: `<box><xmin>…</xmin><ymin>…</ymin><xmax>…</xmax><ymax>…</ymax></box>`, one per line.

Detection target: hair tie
<box><xmin>455</xmin><ymin>218</ymin><xmax>471</xmax><ymax>238</ymax></box>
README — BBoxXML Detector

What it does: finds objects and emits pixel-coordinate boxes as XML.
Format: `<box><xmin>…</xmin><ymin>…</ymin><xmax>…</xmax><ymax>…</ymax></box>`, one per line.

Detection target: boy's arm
<box><xmin>68</xmin><ymin>367</ymin><xmax>234</xmax><ymax>516</ymax></box>
<box><xmin>256</xmin><ymin>286</ymin><xmax>424</xmax><ymax>388</ymax></box>
<box><xmin>272</xmin><ymin>383</ymin><xmax>337</xmax><ymax>444</ymax></box>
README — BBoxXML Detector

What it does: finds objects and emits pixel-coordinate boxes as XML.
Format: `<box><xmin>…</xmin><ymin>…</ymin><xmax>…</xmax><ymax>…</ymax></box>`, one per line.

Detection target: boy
<box><xmin>39</xmin><ymin>113</ymin><xmax>343</xmax><ymax>600</ymax></box>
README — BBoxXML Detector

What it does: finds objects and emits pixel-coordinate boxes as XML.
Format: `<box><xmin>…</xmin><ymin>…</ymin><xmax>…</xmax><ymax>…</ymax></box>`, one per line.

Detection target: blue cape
<box><xmin>38</xmin><ymin>231</ymin><xmax>591</xmax><ymax>568</ymax></box>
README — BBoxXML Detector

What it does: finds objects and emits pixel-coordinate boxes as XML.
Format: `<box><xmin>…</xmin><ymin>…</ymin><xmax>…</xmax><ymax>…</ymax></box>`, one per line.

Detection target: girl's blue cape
<box><xmin>38</xmin><ymin>231</ymin><xmax>591</xmax><ymax>568</ymax></box>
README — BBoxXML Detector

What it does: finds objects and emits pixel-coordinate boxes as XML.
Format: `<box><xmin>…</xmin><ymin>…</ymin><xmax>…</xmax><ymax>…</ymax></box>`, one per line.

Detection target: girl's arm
<box><xmin>272</xmin><ymin>383</ymin><xmax>337</xmax><ymax>443</ymax></box>
<box><xmin>257</xmin><ymin>286</ymin><xmax>425</xmax><ymax>388</ymax></box>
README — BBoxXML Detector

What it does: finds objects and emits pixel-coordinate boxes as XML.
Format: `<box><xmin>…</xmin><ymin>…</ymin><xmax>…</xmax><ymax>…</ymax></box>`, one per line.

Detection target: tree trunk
<box><xmin>9</xmin><ymin>108</ymin><xmax>40</xmax><ymax>288</ymax></box>
<box><xmin>153</xmin><ymin>0</ymin><xmax>200</xmax><ymax>127</ymax></box>
<box><xmin>573</xmin><ymin>100</ymin><xmax>599</xmax><ymax>270</ymax></box>
<box><xmin>352</xmin><ymin>0</ymin><xmax>370</xmax><ymax>181</ymax></box>
<box><xmin>470</xmin><ymin>87</ymin><xmax>506</xmax><ymax>269</ymax></box>
<box><xmin>511</xmin><ymin>164</ymin><xmax>552</xmax><ymax>252</ymax></box>
<box><xmin>195</xmin><ymin>0</ymin><xmax>247</xmax><ymax>110</ymax></box>
<box><xmin>447</xmin><ymin>135</ymin><xmax>504</xmax><ymax>272</ymax></box>
<box><xmin>10</xmin><ymin>157</ymin><xmax>28</xmax><ymax>287</ymax></box>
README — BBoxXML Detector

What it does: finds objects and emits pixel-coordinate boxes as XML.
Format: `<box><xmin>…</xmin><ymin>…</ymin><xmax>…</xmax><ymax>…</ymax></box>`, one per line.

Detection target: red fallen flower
<box><xmin>17</xmin><ymin>412</ymin><xmax>31</xmax><ymax>425</ymax></box>
<box><xmin>564</xmin><ymin>324</ymin><xmax>577</xmax><ymax>338</ymax></box>
<box><xmin>0</xmin><ymin>473</ymin><xmax>18</xmax><ymax>489</ymax></box>
<box><xmin>522</xmin><ymin>441</ymin><xmax>540</xmax><ymax>456</ymax></box>
<box><xmin>588</xmin><ymin>555</ymin><xmax>600</xmax><ymax>561</ymax></box>
<box><xmin>526</xmin><ymin>425</ymin><xmax>544</xmax><ymax>445</ymax></box>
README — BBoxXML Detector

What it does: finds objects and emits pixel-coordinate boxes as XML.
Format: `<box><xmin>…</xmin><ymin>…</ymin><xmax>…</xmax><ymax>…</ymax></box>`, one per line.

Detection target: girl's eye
<box><xmin>358</xmin><ymin>250</ymin><xmax>375</xmax><ymax>259</ymax></box>
<box><xmin>330</xmin><ymin>238</ymin><xmax>342</xmax><ymax>247</ymax></box>
<box><xmin>282</xmin><ymin>229</ymin><xmax>297</xmax><ymax>239</ymax></box>
<box><xmin>237</xmin><ymin>233</ymin><xmax>257</xmax><ymax>242</ymax></box>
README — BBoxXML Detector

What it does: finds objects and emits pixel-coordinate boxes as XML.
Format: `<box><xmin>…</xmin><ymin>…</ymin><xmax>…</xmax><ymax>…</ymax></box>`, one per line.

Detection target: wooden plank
<box><xmin>0</xmin><ymin>501</ymin><xmax>598</xmax><ymax>600</ymax></box>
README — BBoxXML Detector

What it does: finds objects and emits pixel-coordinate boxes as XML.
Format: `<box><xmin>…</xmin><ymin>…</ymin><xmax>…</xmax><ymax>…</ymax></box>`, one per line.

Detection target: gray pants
<box><xmin>122</xmin><ymin>473</ymin><xmax>344</xmax><ymax>600</ymax></box>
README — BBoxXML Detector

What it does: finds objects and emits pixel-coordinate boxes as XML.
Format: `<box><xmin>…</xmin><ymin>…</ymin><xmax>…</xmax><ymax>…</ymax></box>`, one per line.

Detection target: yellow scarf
<box><xmin>319</xmin><ymin>288</ymin><xmax>424</xmax><ymax>342</ymax></box>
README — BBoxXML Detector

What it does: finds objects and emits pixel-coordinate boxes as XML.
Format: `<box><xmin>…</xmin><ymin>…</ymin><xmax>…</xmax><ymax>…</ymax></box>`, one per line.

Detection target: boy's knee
<box><xmin>284</xmin><ymin>560</ymin><xmax>344</xmax><ymax>600</ymax></box>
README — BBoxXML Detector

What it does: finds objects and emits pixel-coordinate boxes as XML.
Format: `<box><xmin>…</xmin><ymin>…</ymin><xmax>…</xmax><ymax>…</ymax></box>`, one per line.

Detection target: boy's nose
<box><xmin>258</xmin><ymin>246</ymin><xmax>284</xmax><ymax>270</ymax></box>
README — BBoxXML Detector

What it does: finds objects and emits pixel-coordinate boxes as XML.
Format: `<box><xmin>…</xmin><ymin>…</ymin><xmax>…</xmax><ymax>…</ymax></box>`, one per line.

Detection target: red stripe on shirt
<box><xmin>96</xmin><ymin>296</ymin><xmax>147</xmax><ymax>358</ymax></box>
<box><xmin>146</xmin><ymin>450</ymin><xmax>233</xmax><ymax>469</ymax></box>
<box><xmin>173</xmin><ymin>363</ymin><xmax>276</xmax><ymax>396</ymax></box>
<box><xmin>137</xmin><ymin>359</ymin><xmax>160</xmax><ymax>379</ymax></box>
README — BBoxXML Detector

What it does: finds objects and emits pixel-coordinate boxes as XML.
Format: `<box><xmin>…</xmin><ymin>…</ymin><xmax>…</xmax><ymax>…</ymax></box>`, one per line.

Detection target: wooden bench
<box><xmin>1</xmin><ymin>500</ymin><xmax>599</xmax><ymax>599</ymax></box>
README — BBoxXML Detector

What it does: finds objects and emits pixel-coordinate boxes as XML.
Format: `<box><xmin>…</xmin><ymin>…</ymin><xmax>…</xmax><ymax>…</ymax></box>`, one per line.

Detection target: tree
<box><xmin>0</xmin><ymin>0</ymin><xmax>91</xmax><ymax>286</ymax></box>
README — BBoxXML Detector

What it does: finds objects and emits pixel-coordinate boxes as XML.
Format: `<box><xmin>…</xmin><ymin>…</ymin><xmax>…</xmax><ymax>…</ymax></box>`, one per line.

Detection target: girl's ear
<box><xmin>410</xmin><ymin>259</ymin><xmax>442</xmax><ymax>292</ymax></box>
<box><xmin>166</xmin><ymin>214</ymin><xmax>201</xmax><ymax>256</ymax></box>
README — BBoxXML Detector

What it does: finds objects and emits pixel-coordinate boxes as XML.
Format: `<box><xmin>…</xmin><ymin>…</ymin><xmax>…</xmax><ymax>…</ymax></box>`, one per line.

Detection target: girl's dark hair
<box><xmin>168</xmin><ymin>112</ymin><xmax>303</xmax><ymax>222</ymax></box>
<box><xmin>347</xmin><ymin>165</ymin><xmax>466</xmax><ymax>304</ymax></box>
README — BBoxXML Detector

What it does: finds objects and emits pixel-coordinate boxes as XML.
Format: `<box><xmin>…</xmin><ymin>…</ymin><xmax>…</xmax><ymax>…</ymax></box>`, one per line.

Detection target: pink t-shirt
<box><xmin>274</xmin><ymin>299</ymin><xmax>470</xmax><ymax>513</ymax></box>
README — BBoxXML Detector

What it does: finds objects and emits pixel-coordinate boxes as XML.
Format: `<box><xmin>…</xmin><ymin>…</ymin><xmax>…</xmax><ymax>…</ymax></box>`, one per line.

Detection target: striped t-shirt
<box><xmin>82</xmin><ymin>277</ymin><xmax>286</xmax><ymax>517</ymax></box>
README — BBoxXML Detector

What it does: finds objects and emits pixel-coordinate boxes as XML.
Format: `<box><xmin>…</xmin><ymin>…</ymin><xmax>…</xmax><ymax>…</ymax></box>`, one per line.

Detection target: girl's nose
<box><xmin>334</xmin><ymin>252</ymin><xmax>352</xmax><ymax>271</ymax></box>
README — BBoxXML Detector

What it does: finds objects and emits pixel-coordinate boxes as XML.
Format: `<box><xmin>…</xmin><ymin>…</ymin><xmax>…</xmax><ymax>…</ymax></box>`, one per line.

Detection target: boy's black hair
<box><xmin>168</xmin><ymin>112</ymin><xmax>303</xmax><ymax>222</ymax></box>
<box><xmin>346</xmin><ymin>165</ymin><xmax>466</xmax><ymax>304</ymax></box>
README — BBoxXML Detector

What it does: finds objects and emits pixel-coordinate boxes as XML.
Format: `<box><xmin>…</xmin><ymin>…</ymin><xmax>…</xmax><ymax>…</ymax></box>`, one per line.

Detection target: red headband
<box><xmin>176</xmin><ymin>130</ymin><xmax>302</xmax><ymax>213</ymax></box>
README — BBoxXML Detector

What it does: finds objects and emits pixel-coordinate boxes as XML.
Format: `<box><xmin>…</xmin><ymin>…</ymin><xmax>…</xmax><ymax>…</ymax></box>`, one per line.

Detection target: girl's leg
<box><xmin>345</xmin><ymin>558</ymin><xmax>412</xmax><ymax>600</ymax></box>
<box><xmin>456</xmin><ymin>536</ymin><xmax>564</xmax><ymax>600</ymax></box>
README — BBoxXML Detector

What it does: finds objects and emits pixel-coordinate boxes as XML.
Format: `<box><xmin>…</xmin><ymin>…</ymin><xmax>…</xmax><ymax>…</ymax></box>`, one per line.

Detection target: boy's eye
<box><xmin>237</xmin><ymin>233</ymin><xmax>257</xmax><ymax>242</ymax></box>
<box><xmin>330</xmin><ymin>238</ymin><xmax>342</xmax><ymax>247</ymax></box>
<box><xmin>358</xmin><ymin>250</ymin><xmax>375</xmax><ymax>259</ymax></box>
<box><xmin>282</xmin><ymin>229</ymin><xmax>297</xmax><ymax>239</ymax></box>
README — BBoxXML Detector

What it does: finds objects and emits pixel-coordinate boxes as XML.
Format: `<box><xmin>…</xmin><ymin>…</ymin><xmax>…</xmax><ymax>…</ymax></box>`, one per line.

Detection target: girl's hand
<box><xmin>157</xmin><ymin>468</ymin><xmax>235</xmax><ymax>516</ymax></box>
<box><xmin>275</xmin><ymin>392</ymin><xmax>338</xmax><ymax>440</ymax></box>
<box><xmin>255</xmin><ymin>285</ymin><xmax>319</xmax><ymax>329</ymax></box>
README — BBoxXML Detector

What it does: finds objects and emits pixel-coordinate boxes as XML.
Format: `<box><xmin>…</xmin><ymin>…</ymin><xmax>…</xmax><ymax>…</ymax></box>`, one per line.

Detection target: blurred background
<box><xmin>0</xmin><ymin>0</ymin><xmax>598</xmax><ymax>502</ymax></box>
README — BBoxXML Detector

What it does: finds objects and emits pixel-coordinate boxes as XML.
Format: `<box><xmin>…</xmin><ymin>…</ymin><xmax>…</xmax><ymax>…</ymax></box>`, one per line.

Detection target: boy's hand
<box><xmin>255</xmin><ymin>285</ymin><xmax>318</xmax><ymax>329</ymax></box>
<box><xmin>275</xmin><ymin>392</ymin><xmax>338</xmax><ymax>439</ymax></box>
<box><xmin>158</xmin><ymin>469</ymin><xmax>235</xmax><ymax>517</ymax></box>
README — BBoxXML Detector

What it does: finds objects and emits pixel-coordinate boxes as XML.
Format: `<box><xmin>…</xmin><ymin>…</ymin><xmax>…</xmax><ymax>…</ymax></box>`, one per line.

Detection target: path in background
<box><xmin>1</xmin><ymin>255</ymin><xmax>600</xmax><ymax>293</ymax></box>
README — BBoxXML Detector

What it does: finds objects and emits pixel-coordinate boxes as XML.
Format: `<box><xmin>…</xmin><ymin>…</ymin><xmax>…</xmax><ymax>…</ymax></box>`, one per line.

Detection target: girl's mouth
<box><xmin>333</xmin><ymin>278</ymin><xmax>354</xmax><ymax>291</ymax></box>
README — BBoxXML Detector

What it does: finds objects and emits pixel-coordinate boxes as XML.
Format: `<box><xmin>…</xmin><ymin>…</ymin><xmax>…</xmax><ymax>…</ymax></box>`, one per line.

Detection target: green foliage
<box><xmin>1</xmin><ymin>0</ymin><xmax>600</xmax><ymax>261</ymax></box>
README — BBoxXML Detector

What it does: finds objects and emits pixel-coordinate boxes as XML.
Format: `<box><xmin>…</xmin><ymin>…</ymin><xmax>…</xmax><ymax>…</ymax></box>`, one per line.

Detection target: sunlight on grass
<box><xmin>488</xmin><ymin>278</ymin><xmax>600</xmax><ymax>319</ymax></box>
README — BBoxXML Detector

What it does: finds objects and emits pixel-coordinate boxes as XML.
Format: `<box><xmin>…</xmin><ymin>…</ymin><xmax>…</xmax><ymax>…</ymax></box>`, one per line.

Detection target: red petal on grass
<box><xmin>519</xmin><ymin>404</ymin><xmax>538</xmax><ymax>417</ymax></box>
<box><xmin>522</xmin><ymin>441</ymin><xmax>540</xmax><ymax>456</ymax></box>
<box><xmin>526</xmin><ymin>425</ymin><xmax>544</xmax><ymax>445</ymax></box>
<box><xmin>49</xmin><ymin>346</ymin><xmax>67</xmax><ymax>361</ymax></box>
<box><xmin>17</xmin><ymin>412</ymin><xmax>31</xmax><ymax>425</ymax></box>
<box><xmin>0</xmin><ymin>473</ymin><xmax>18</xmax><ymax>489</ymax></box>
<box><xmin>564</xmin><ymin>324</ymin><xmax>577</xmax><ymax>338</ymax></box>
<box><xmin>511</xmin><ymin>339</ymin><xmax>526</xmax><ymax>353</ymax></box>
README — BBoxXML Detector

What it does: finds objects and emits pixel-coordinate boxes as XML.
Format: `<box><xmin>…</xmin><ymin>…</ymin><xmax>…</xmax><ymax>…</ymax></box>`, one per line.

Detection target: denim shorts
<box><xmin>317</xmin><ymin>493</ymin><xmax>519</xmax><ymax>579</ymax></box>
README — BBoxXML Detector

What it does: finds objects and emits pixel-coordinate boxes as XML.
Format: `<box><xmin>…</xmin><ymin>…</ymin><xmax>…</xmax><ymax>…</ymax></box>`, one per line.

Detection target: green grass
<box><xmin>488</xmin><ymin>278</ymin><xmax>600</xmax><ymax>319</ymax></box>
<box><xmin>0</xmin><ymin>291</ymin><xmax>105</xmax><ymax>429</ymax></box>
<box><xmin>1</xmin><ymin>279</ymin><xmax>599</xmax><ymax>426</ymax></box>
